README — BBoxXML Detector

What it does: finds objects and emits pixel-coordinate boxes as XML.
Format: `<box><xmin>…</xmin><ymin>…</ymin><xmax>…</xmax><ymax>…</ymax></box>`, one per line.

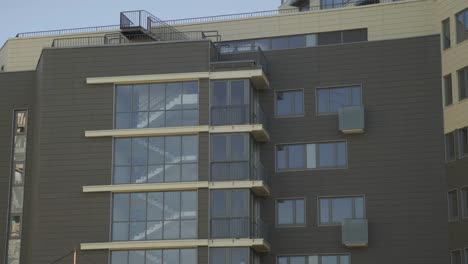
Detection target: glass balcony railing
<box><xmin>210</xmin><ymin>104</ymin><xmax>269</xmax><ymax>130</ymax></box>
<box><xmin>210</xmin><ymin>217</ymin><xmax>269</xmax><ymax>241</ymax></box>
<box><xmin>210</xmin><ymin>161</ymin><xmax>268</xmax><ymax>183</ymax></box>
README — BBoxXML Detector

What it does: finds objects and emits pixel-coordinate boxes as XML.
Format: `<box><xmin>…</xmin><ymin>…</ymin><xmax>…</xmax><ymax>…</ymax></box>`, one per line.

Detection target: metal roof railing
<box><xmin>16</xmin><ymin>25</ymin><xmax>120</xmax><ymax>38</ymax></box>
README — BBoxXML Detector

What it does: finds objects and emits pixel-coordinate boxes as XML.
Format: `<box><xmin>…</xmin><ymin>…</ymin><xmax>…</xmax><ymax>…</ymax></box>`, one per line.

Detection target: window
<box><xmin>319</xmin><ymin>196</ymin><xmax>365</xmax><ymax>226</ymax></box>
<box><xmin>210</xmin><ymin>248</ymin><xmax>250</xmax><ymax>264</ymax></box>
<box><xmin>445</xmin><ymin>132</ymin><xmax>456</xmax><ymax>162</ymax></box>
<box><xmin>211</xmin><ymin>190</ymin><xmax>250</xmax><ymax>238</ymax></box>
<box><xmin>462</xmin><ymin>187</ymin><xmax>468</xmax><ymax>218</ymax></box>
<box><xmin>278</xmin><ymin>255</ymin><xmax>350</xmax><ymax>264</ymax></box>
<box><xmin>317</xmin><ymin>86</ymin><xmax>362</xmax><ymax>114</ymax></box>
<box><xmin>456</xmin><ymin>8</ymin><xmax>468</xmax><ymax>44</ymax></box>
<box><xmin>211</xmin><ymin>134</ymin><xmax>250</xmax><ymax>181</ymax></box>
<box><xmin>277</xmin><ymin>199</ymin><xmax>305</xmax><ymax>226</ymax></box>
<box><xmin>114</xmin><ymin>82</ymin><xmax>198</xmax><ymax>129</ymax></box>
<box><xmin>211</xmin><ymin>80</ymin><xmax>250</xmax><ymax>125</ymax></box>
<box><xmin>448</xmin><ymin>190</ymin><xmax>459</xmax><ymax>221</ymax></box>
<box><xmin>113</xmin><ymin>135</ymin><xmax>198</xmax><ymax>184</ymax></box>
<box><xmin>111</xmin><ymin>249</ymin><xmax>197</xmax><ymax>264</ymax></box>
<box><xmin>276</xmin><ymin>142</ymin><xmax>347</xmax><ymax>171</ymax></box>
<box><xmin>444</xmin><ymin>75</ymin><xmax>453</xmax><ymax>106</ymax></box>
<box><xmin>451</xmin><ymin>250</ymin><xmax>462</xmax><ymax>264</ymax></box>
<box><xmin>459</xmin><ymin>127</ymin><xmax>468</xmax><ymax>158</ymax></box>
<box><xmin>112</xmin><ymin>191</ymin><xmax>197</xmax><ymax>241</ymax></box>
<box><xmin>465</xmin><ymin>249</ymin><xmax>468</xmax><ymax>264</ymax></box>
<box><xmin>442</xmin><ymin>18</ymin><xmax>451</xmax><ymax>49</ymax></box>
<box><xmin>458</xmin><ymin>67</ymin><xmax>468</xmax><ymax>100</ymax></box>
<box><xmin>276</xmin><ymin>90</ymin><xmax>304</xmax><ymax>117</ymax></box>
<box><xmin>321</xmin><ymin>0</ymin><xmax>346</xmax><ymax>9</ymax></box>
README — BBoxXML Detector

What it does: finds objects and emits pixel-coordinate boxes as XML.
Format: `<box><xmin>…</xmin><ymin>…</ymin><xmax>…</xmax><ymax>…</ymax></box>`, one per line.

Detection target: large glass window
<box><xmin>445</xmin><ymin>132</ymin><xmax>456</xmax><ymax>162</ymax></box>
<box><xmin>113</xmin><ymin>135</ymin><xmax>198</xmax><ymax>184</ymax></box>
<box><xmin>319</xmin><ymin>196</ymin><xmax>365</xmax><ymax>225</ymax></box>
<box><xmin>276</xmin><ymin>142</ymin><xmax>347</xmax><ymax>171</ymax></box>
<box><xmin>321</xmin><ymin>0</ymin><xmax>346</xmax><ymax>9</ymax></box>
<box><xmin>459</xmin><ymin>127</ymin><xmax>468</xmax><ymax>158</ymax></box>
<box><xmin>444</xmin><ymin>75</ymin><xmax>453</xmax><ymax>106</ymax></box>
<box><xmin>451</xmin><ymin>250</ymin><xmax>462</xmax><ymax>264</ymax></box>
<box><xmin>448</xmin><ymin>190</ymin><xmax>459</xmax><ymax>221</ymax></box>
<box><xmin>317</xmin><ymin>86</ymin><xmax>362</xmax><ymax>114</ymax></box>
<box><xmin>278</xmin><ymin>255</ymin><xmax>350</xmax><ymax>264</ymax></box>
<box><xmin>111</xmin><ymin>249</ymin><xmax>197</xmax><ymax>264</ymax></box>
<box><xmin>211</xmin><ymin>190</ymin><xmax>250</xmax><ymax>238</ymax></box>
<box><xmin>462</xmin><ymin>187</ymin><xmax>468</xmax><ymax>218</ymax></box>
<box><xmin>456</xmin><ymin>8</ymin><xmax>468</xmax><ymax>44</ymax></box>
<box><xmin>442</xmin><ymin>18</ymin><xmax>451</xmax><ymax>50</ymax></box>
<box><xmin>276</xmin><ymin>199</ymin><xmax>305</xmax><ymax>226</ymax></box>
<box><xmin>115</xmin><ymin>82</ymin><xmax>198</xmax><ymax>129</ymax></box>
<box><xmin>211</xmin><ymin>80</ymin><xmax>250</xmax><ymax>125</ymax></box>
<box><xmin>112</xmin><ymin>191</ymin><xmax>197</xmax><ymax>241</ymax></box>
<box><xmin>210</xmin><ymin>248</ymin><xmax>250</xmax><ymax>264</ymax></box>
<box><xmin>276</xmin><ymin>90</ymin><xmax>304</xmax><ymax>117</ymax></box>
<box><xmin>211</xmin><ymin>134</ymin><xmax>250</xmax><ymax>181</ymax></box>
<box><xmin>458</xmin><ymin>67</ymin><xmax>468</xmax><ymax>100</ymax></box>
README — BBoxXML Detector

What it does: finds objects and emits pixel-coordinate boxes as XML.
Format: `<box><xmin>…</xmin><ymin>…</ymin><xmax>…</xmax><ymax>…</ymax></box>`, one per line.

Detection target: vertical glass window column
<box><xmin>444</xmin><ymin>75</ymin><xmax>453</xmax><ymax>107</ymax></box>
<box><xmin>442</xmin><ymin>18</ymin><xmax>451</xmax><ymax>50</ymax></box>
<box><xmin>317</xmin><ymin>86</ymin><xmax>362</xmax><ymax>114</ymax></box>
<box><xmin>456</xmin><ymin>8</ymin><xmax>468</xmax><ymax>44</ymax></box>
<box><xmin>115</xmin><ymin>81</ymin><xmax>198</xmax><ymax>129</ymax></box>
<box><xmin>211</xmin><ymin>80</ymin><xmax>250</xmax><ymax>126</ymax></box>
<box><xmin>211</xmin><ymin>134</ymin><xmax>251</xmax><ymax>181</ymax></box>
<box><xmin>458</xmin><ymin>67</ymin><xmax>468</xmax><ymax>101</ymax></box>
<box><xmin>6</xmin><ymin>110</ymin><xmax>28</xmax><ymax>264</ymax></box>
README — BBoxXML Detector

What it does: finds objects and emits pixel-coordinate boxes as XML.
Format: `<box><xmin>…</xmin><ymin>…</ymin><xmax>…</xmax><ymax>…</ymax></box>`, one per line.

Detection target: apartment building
<box><xmin>0</xmin><ymin>0</ymin><xmax>466</xmax><ymax>263</ymax></box>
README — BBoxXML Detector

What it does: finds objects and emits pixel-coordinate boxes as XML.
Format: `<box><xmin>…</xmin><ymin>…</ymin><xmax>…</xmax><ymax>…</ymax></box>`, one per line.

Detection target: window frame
<box><xmin>444</xmin><ymin>74</ymin><xmax>453</xmax><ymax>107</ymax></box>
<box><xmin>275</xmin><ymin>198</ymin><xmax>306</xmax><ymax>227</ymax></box>
<box><xmin>450</xmin><ymin>249</ymin><xmax>462</xmax><ymax>264</ymax></box>
<box><xmin>448</xmin><ymin>189</ymin><xmax>460</xmax><ymax>222</ymax></box>
<box><xmin>111</xmin><ymin>191</ymin><xmax>198</xmax><ymax>241</ymax></box>
<box><xmin>458</xmin><ymin>67</ymin><xmax>468</xmax><ymax>101</ymax></box>
<box><xmin>274</xmin><ymin>89</ymin><xmax>305</xmax><ymax>118</ymax></box>
<box><xmin>210</xmin><ymin>133</ymin><xmax>251</xmax><ymax>181</ymax></box>
<box><xmin>209</xmin><ymin>247</ymin><xmax>251</xmax><ymax>264</ymax></box>
<box><xmin>210</xmin><ymin>189</ymin><xmax>251</xmax><ymax>238</ymax></box>
<box><xmin>210</xmin><ymin>79</ymin><xmax>251</xmax><ymax>126</ymax></box>
<box><xmin>277</xmin><ymin>254</ymin><xmax>351</xmax><ymax>264</ymax></box>
<box><xmin>462</xmin><ymin>186</ymin><xmax>468</xmax><ymax>219</ymax></box>
<box><xmin>318</xmin><ymin>195</ymin><xmax>366</xmax><ymax>226</ymax></box>
<box><xmin>275</xmin><ymin>140</ymin><xmax>348</xmax><ymax>172</ymax></box>
<box><xmin>315</xmin><ymin>85</ymin><xmax>363</xmax><ymax>116</ymax></box>
<box><xmin>456</xmin><ymin>8</ymin><xmax>468</xmax><ymax>44</ymax></box>
<box><xmin>459</xmin><ymin>127</ymin><xmax>468</xmax><ymax>159</ymax></box>
<box><xmin>113</xmin><ymin>82</ymin><xmax>199</xmax><ymax>129</ymax></box>
<box><xmin>442</xmin><ymin>18</ymin><xmax>451</xmax><ymax>50</ymax></box>
<box><xmin>111</xmin><ymin>248</ymin><xmax>198</xmax><ymax>264</ymax></box>
<box><xmin>445</xmin><ymin>131</ymin><xmax>457</xmax><ymax>162</ymax></box>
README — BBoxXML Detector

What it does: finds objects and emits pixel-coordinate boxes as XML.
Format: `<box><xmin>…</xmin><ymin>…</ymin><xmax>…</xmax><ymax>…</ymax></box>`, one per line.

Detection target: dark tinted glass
<box><xmin>343</xmin><ymin>29</ymin><xmax>368</xmax><ymax>43</ymax></box>
<box><xmin>318</xmin><ymin>31</ymin><xmax>342</xmax><ymax>45</ymax></box>
<box><xmin>289</xmin><ymin>35</ymin><xmax>306</xmax><ymax>48</ymax></box>
<box><xmin>272</xmin><ymin>37</ymin><xmax>289</xmax><ymax>49</ymax></box>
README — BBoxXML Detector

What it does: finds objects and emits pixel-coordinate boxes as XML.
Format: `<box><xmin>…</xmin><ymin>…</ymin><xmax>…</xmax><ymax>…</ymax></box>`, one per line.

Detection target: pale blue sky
<box><xmin>0</xmin><ymin>0</ymin><xmax>279</xmax><ymax>44</ymax></box>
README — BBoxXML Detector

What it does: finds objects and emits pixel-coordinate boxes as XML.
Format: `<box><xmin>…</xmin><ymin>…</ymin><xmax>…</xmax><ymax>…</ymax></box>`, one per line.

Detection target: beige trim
<box><xmin>85</xmin><ymin>124</ymin><xmax>270</xmax><ymax>141</ymax></box>
<box><xmin>84</xmin><ymin>126</ymin><xmax>210</xmax><ymax>138</ymax></box>
<box><xmin>208</xmin><ymin>238</ymin><xmax>271</xmax><ymax>252</ymax></box>
<box><xmin>83</xmin><ymin>182</ymin><xmax>210</xmax><ymax>193</ymax></box>
<box><xmin>81</xmin><ymin>240</ymin><xmax>208</xmax><ymax>250</ymax></box>
<box><xmin>85</xmin><ymin>69</ymin><xmax>269</xmax><ymax>88</ymax></box>
<box><xmin>341</xmin><ymin>128</ymin><xmax>365</xmax><ymax>134</ymax></box>
<box><xmin>83</xmin><ymin>180</ymin><xmax>270</xmax><ymax>195</ymax></box>
<box><xmin>87</xmin><ymin>72</ymin><xmax>210</xmax><ymax>85</ymax></box>
<box><xmin>81</xmin><ymin>239</ymin><xmax>270</xmax><ymax>252</ymax></box>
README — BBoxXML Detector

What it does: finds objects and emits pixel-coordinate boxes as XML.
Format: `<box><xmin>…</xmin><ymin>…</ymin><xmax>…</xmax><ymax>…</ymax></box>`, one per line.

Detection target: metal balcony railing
<box><xmin>210</xmin><ymin>161</ymin><xmax>268</xmax><ymax>183</ymax></box>
<box><xmin>211</xmin><ymin>45</ymin><xmax>269</xmax><ymax>77</ymax></box>
<box><xmin>210</xmin><ymin>217</ymin><xmax>269</xmax><ymax>241</ymax></box>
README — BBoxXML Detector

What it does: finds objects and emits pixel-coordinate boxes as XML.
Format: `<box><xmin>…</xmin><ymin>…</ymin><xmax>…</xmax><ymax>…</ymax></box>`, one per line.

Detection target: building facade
<box><xmin>0</xmin><ymin>0</ymin><xmax>467</xmax><ymax>263</ymax></box>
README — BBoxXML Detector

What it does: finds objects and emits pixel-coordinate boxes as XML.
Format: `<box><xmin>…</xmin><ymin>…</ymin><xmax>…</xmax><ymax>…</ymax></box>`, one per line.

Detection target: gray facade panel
<box><xmin>259</xmin><ymin>35</ymin><xmax>447</xmax><ymax>264</ymax></box>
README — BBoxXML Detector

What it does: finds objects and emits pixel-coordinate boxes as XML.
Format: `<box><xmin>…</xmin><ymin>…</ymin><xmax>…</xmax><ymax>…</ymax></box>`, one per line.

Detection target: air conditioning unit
<box><xmin>339</xmin><ymin>105</ymin><xmax>365</xmax><ymax>134</ymax></box>
<box><xmin>342</xmin><ymin>218</ymin><xmax>368</xmax><ymax>247</ymax></box>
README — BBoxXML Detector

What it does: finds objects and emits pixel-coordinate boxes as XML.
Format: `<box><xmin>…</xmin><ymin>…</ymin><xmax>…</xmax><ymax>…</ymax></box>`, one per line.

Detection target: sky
<box><xmin>0</xmin><ymin>0</ymin><xmax>279</xmax><ymax>45</ymax></box>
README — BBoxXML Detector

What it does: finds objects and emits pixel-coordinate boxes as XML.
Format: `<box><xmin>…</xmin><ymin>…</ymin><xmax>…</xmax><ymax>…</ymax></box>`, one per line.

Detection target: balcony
<box><xmin>210</xmin><ymin>104</ymin><xmax>270</xmax><ymax>142</ymax></box>
<box><xmin>339</xmin><ymin>105</ymin><xmax>365</xmax><ymax>134</ymax></box>
<box><xmin>342</xmin><ymin>218</ymin><xmax>368</xmax><ymax>247</ymax></box>
<box><xmin>210</xmin><ymin>218</ymin><xmax>270</xmax><ymax>252</ymax></box>
<box><xmin>211</xmin><ymin>45</ymin><xmax>270</xmax><ymax>90</ymax></box>
<box><xmin>210</xmin><ymin>161</ymin><xmax>270</xmax><ymax>196</ymax></box>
